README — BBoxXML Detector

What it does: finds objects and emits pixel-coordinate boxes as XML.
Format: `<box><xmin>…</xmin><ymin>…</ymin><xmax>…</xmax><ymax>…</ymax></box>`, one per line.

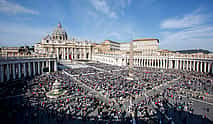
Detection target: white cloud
<box><xmin>89</xmin><ymin>0</ymin><xmax>131</xmax><ymax>18</ymax></box>
<box><xmin>0</xmin><ymin>0</ymin><xmax>39</xmax><ymax>15</ymax></box>
<box><xmin>161</xmin><ymin>11</ymin><xmax>206</xmax><ymax>29</ymax></box>
<box><xmin>160</xmin><ymin>9</ymin><xmax>213</xmax><ymax>51</ymax></box>
<box><xmin>160</xmin><ymin>26</ymin><xmax>213</xmax><ymax>51</ymax></box>
<box><xmin>90</xmin><ymin>0</ymin><xmax>117</xmax><ymax>18</ymax></box>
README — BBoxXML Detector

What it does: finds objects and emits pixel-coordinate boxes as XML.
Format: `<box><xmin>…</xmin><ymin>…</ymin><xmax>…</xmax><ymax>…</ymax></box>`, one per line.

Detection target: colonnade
<box><xmin>0</xmin><ymin>57</ymin><xmax>57</xmax><ymax>83</ymax></box>
<box><xmin>93</xmin><ymin>54</ymin><xmax>213</xmax><ymax>74</ymax></box>
<box><xmin>132</xmin><ymin>57</ymin><xmax>213</xmax><ymax>74</ymax></box>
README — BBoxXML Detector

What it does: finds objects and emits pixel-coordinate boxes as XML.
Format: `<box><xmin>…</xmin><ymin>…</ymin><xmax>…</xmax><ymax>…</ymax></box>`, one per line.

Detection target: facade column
<box><xmin>72</xmin><ymin>48</ymin><xmax>74</xmax><ymax>60</ymax></box>
<box><xmin>189</xmin><ymin>61</ymin><xmax>192</xmax><ymax>71</ymax></box>
<box><xmin>163</xmin><ymin>59</ymin><xmax>165</xmax><ymax>68</ymax></box>
<box><xmin>183</xmin><ymin>61</ymin><xmax>185</xmax><ymax>70</ymax></box>
<box><xmin>186</xmin><ymin>60</ymin><xmax>189</xmax><ymax>71</ymax></box>
<box><xmin>0</xmin><ymin>65</ymin><xmax>4</xmax><ymax>82</ymax></box>
<box><xmin>175</xmin><ymin>60</ymin><xmax>177</xmax><ymax>69</ymax></box>
<box><xmin>200</xmin><ymin>62</ymin><xmax>203</xmax><ymax>73</ymax></box>
<box><xmin>28</xmin><ymin>62</ymin><xmax>31</xmax><ymax>77</ymax></box>
<box><xmin>6</xmin><ymin>64</ymin><xmax>10</xmax><ymax>81</ymax></box>
<box><xmin>193</xmin><ymin>61</ymin><xmax>196</xmax><ymax>71</ymax></box>
<box><xmin>12</xmin><ymin>64</ymin><xmax>16</xmax><ymax>80</ymax></box>
<box><xmin>211</xmin><ymin>63</ymin><xmax>213</xmax><ymax>74</ymax></box>
<box><xmin>165</xmin><ymin>60</ymin><xmax>167</xmax><ymax>69</ymax></box>
<box><xmin>66</xmin><ymin>48</ymin><xmax>68</xmax><ymax>60</ymax></box>
<box><xmin>157</xmin><ymin>59</ymin><xmax>159</xmax><ymax>68</ymax></box>
<box><xmin>33</xmin><ymin>62</ymin><xmax>36</xmax><ymax>76</ymax></box>
<box><xmin>23</xmin><ymin>63</ymin><xmax>26</xmax><ymax>78</ymax></box>
<box><xmin>38</xmin><ymin>62</ymin><xmax>41</xmax><ymax>75</ymax></box>
<box><xmin>54</xmin><ymin>61</ymin><xmax>57</xmax><ymax>71</ymax></box>
<box><xmin>170</xmin><ymin>60</ymin><xmax>173</xmax><ymax>69</ymax></box>
<box><xmin>196</xmin><ymin>61</ymin><xmax>199</xmax><ymax>72</ymax></box>
<box><xmin>204</xmin><ymin>62</ymin><xmax>207</xmax><ymax>73</ymax></box>
<box><xmin>41</xmin><ymin>61</ymin><xmax>44</xmax><ymax>74</ymax></box>
<box><xmin>208</xmin><ymin>62</ymin><xmax>211</xmax><ymax>73</ymax></box>
<box><xmin>141</xmin><ymin>58</ymin><xmax>143</xmax><ymax>67</ymax></box>
<box><xmin>62</xmin><ymin>48</ymin><xmax>65</xmax><ymax>60</ymax></box>
<box><xmin>180</xmin><ymin>60</ymin><xmax>182</xmax><ymax>70</ymax></box>
<box><xmin>49</xmin><ymin>60</ymin><xmax>51</xmax><ymax>72</ymax></box>
<box><xmin>56</xmin><ymin>48</ymin><xmax>59</xmax><ymax>61</ymax></box>
<box><xmin>18</xmin><ymin>63</ymin><xmax>21</xmax><ymax>79</ymax></box>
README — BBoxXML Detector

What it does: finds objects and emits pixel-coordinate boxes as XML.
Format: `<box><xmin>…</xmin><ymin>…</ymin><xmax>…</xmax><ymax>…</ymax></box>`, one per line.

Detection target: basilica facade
<box><xmin>34</xmin><ymin>23</ymin><xmax>93</xmax><ymax>62</ymax></box>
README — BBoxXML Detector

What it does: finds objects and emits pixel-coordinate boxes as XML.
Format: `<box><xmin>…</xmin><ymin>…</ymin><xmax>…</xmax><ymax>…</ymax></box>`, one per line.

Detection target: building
<box><xmin>34</xmin><ymin>23</ymin><xmax>93</xmax><ymax>62</ymax></box>
<box><xmin>33</xmin><ymin>22</ymin><xmax>213</xmax><ymax>74</ymax></box>
<box><xmin>0</xmin><ymin>46</ymin><xmax>32</xmax><ymax>56</ymax></box>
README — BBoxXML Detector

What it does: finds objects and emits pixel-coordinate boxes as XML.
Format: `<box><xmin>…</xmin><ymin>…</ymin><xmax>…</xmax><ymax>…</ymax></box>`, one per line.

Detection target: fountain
<box><xmin>46</xmin><ymin>80</ymin><xmax>67</xmax><ymax>99</ymax></box>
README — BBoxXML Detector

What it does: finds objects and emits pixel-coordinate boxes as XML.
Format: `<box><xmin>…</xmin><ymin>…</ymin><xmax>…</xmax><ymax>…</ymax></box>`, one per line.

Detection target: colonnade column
<box><xmin>200</xmin><ymin>62</ymin><xmax>203</xmax><ymax>73</ymax></box>
<box><xmin>28</xmin><ymin>63</ymin><xmax>31</xmax><ymax>77</ymax></box>
<box><xmin>18</xmin><ymin>64</ymin><xmax>21</xmax><ymax>79</ymax></box>
<box><xmin>33</xmin><ymin>62</ymin><xmax>36</xmax><ymax>76</ymax></box>
<box><xmin>0</xmin><ymin>65</ymin><xmax>3</xmax><ymax>82</ymax></box>
<box><xmin>196</xmin><ymin>62</ymin><xmax>199</xmax><ymax>72</ymax></box>
<box><xmin>189</xmin><ymin>61</ymin><xmax>192</xmax><ymax>71</ymax></box>
<box><xmin>12</xmin><ymin>64</ymin><xmax>16</xmax><ymax>80</ymax></box>
<box><xmin>165</xmin><ymin>60</ymin><xmax>168</xmax><ymax>69</ymax></box>
<box><xmin>186</xmin><ymin>61</ymin><xmax>189</xmax><ymax>70</ymax></box>
<box><xmin>208</xmin><ymin>62</ymin><xmax>211</xmax><ymax>73</ymax></box>
<box><xmin>23</xmin><ymin>63</ymin><xmax>26</xmax><ymax>78</ymax></box>
<box><xmin>141</xmin><ymin>58</ymin><xmax>143</xmax><ymax>67</ymax></box>
<box><xmin>182</xmin><ymin>60</ymin><xmax>185</xmax><ymax>70</ymax></box>
<box><xmin>49</xmin><ymin>60</ymin><xmax>51</xmax><ymax>72</ymax></box>
<box><xmin>6</xmin><ymin>64</ymin><xmax>10</xmax><ymax>81</ymax></box>
<box><xmin>162</xmin><ymin>59</ymin><xmax>165</xmax><ymax>69</ymax></box>
<box><xmin>177</xmin><ymin>60</ymin><xmax>179</xmax><ymax>69</ymax></box>
<box><xmin>38</xmin><ymin>62</ymin><xmax>40</xmax><ymax>75</ymax></box>
<box><xmin>204</xmin><ymin>62</ymin><xmax>207</xmax><ymax>73</ymax></box>
<box><xmin>54</xmin><ymin>61</ymin><xmax>57</xmax><ymax>71</ymax></box>
<box><xmin>193</xmin><ymin>61</ymin><xmax>196</xmax><ymax>71</ymax></box>
<box><xmin>41</xmin><ymin>61</ymin><xmax>44</xmax><ymax>74</ymax></box>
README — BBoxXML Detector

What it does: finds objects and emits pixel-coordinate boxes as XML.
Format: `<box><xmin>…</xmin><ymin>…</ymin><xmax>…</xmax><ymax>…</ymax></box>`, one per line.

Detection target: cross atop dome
<box><xmin>57</xmin><ymin>22</ymin><xmax>62</xmax><ymax>28</ymax></box>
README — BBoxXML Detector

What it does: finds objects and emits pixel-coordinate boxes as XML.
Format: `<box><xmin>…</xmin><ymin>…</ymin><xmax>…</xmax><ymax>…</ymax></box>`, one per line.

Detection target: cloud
<box><xmin>160</xmin><ymin>9</ymin><xmax>213</xmax><ymax>51</ymax></box>
<box><xmin>0</xmin><ymin>0</ymin><xmax>39</xmax><ymax>15</ymax></box>
<box><xmin>161</xmin><ymin>10</ymin><xmax>206</xmax><ymax>29</ymax></box>
<box><xmin>90</xmin><ymin>0</ymin><xmax>117</xmax><ymax>18</ymax></box>
<box><xmin>89</xmin><ymin>0</ymin><xmax>131</xmax><ymax>19</ymax></box>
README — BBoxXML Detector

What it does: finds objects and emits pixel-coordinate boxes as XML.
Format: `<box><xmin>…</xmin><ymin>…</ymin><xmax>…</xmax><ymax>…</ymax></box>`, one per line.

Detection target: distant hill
<box><xmin>175</xmin><ymin>49</ymin><xmax>212</xmax><ymax>54</ymax></box>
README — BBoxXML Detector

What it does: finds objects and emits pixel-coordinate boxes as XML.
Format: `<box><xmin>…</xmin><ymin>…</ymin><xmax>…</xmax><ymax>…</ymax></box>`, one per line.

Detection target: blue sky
<box><xmin>0</xmin><ymin>0</ymin><xmax>213</xmax><ymax>51</ymax></box>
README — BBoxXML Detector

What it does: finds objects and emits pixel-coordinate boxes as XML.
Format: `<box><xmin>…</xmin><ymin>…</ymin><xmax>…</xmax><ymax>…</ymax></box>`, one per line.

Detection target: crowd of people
<box><xmin>1</xmin><ymin>62</ymin><xmax>212</xmax><ymax>124</ymax></box>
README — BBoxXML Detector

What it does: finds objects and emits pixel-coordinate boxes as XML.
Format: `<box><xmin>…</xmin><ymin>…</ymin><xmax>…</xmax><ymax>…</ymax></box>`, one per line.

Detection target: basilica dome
<box><xmin>51</xmin><ymin>22</ymin><xmax>68</xmax><ymax>40</ymax></box>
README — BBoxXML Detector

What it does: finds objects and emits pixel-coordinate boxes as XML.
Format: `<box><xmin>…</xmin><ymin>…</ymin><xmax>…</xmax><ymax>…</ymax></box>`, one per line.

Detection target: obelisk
<box><xmin>127</xmin><ymin>41</ymin><xmax>134</xmax><ymax>80</ymax></box>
